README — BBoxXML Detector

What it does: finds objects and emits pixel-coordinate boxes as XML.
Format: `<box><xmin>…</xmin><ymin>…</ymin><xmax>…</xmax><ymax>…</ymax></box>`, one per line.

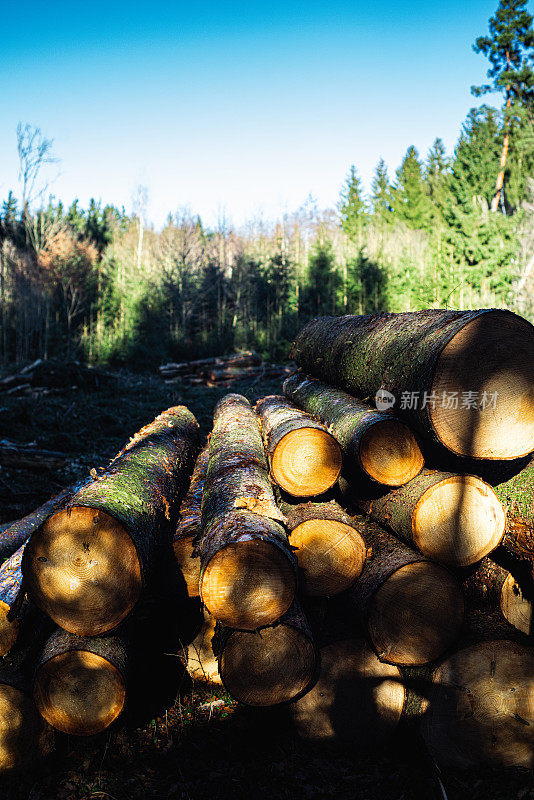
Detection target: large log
<box><xmin>283</xmin><ymin>374</ymin><xmax>424</xmax><ymax>487</ymax></box>
<box><xmin>33</xmin><ymin>629</ymin><xmax>128</xmax><ymax>736</ymax></box>
<box><xmin>216</xmin><ymin>600</ymin><xmax>317</xmax><ymax>706</ymax></box>
<box><xmin>255</xmin><ymin>395</ymin><xmax>342</xmax><ymax>497</ymax></box>
<box><xmin>173</xmin><ymin>445</ymin><xmax>209</xmax><ymax>598</ymax></box>
<box><xmin>290</xmin><ymin>637</ymin><xmax>406</xmax><ymax>745</ymax></box>
<box><xmin>344</xmin><ymin>469</ymin><xmax>505</xmax><ymax>567</ymax></box>
<box><xmin>463</xmin><ymin>557</ymin><xmax>533</xmax><ymax>637</ymax></box>
<box><xmin>351</xmin><ymin>517</ymin><xmax>464</xmax><ymax>665</ymax></box>
<box><xmin>198</xmin><ymin>394</ymin><xmax>296</xmax><ymax>630</ymax></box>
<box><xmin>420</xmin><ymin>639</ymin><xmax>534</xmax><ymax>768</ymax></box>
<box><xmin>279</xmin><ymin>497</ymin><xmax>366</xmax><ymax>596</ymax></box>
<box><xmin>23</xmin><ymin>406</ymin><xmax>200</xmax><ymax>636</ymax></box>
<box><xmin>292</xmin><ymin>309</ymin><xmax>534</xmax><ymax>460</ymax></box>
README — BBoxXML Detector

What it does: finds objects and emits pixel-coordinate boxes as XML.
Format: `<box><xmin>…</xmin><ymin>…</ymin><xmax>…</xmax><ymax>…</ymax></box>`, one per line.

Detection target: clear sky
<box><xmin>0</xmin><ymin>0</ymin><xmax>525</xmax><ymax>228</ymax></box>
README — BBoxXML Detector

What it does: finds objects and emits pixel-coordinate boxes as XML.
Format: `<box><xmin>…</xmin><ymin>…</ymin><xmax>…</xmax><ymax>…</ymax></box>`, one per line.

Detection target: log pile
<box><xmin>159</xmin><ymin>352</ymin><xmax>294</xmax><ymax>387</ymax></box>
<box><xmin>1</xmin><ymin>307</ymin><xmax>534</xmax><ymax>777</ymax></box>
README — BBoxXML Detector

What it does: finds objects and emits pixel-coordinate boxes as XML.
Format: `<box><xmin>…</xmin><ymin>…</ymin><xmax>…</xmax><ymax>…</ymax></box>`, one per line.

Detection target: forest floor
<box><xmin>0</xmin><ymin>368</ymin><xmax>532</xmax><ymax>800</ymax></box>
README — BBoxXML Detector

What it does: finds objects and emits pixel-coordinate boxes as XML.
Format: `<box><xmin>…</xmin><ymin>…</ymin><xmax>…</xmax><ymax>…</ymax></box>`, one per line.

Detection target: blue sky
<box><xmin>0</xmin><ymin>0</ymin><xmax>525</xmax><ymax>228</ymax></box>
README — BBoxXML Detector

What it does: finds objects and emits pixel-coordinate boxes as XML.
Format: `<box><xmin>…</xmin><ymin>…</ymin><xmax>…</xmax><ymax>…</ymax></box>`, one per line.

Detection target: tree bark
<box><xmin>198</xmin><ymin>394</ymin><xmax>296</xmax><ymax>630</ymax></box>
<box><xmin>255</xmin><ymin>395</ymin><xmax>342</xmax><ymax>497</ymax></box>
<box><xmin>284</xmin><ymin>373</ymin><xmax>424</xmax><ymax>486</ymax></box>
<box><xmin>349</xmin><ymin>516</ymin><xmax>464</xmax><ymax>666</ymax></box>
<box><xmin>277</xmin><ymin>495</ymin><xmax>366</xmax><ymax>596</ymax></box>
<box><xmin>0</xmin><ymin>486</ymin><xmax>76</xmax><ymax>561</ymax></box>
<box><xmin>23</xmin><ymin>406</ymin><xmax>200</xmax><ymax>636</ymax></box>
<box><xmin>173</xmin><ymin>445</ymin><xmax>209</xmax><ymax>598</ymax></box>
<box><xmin>33</xmin><ymin>628</ymin><xmax>128</xmax><ymax>736</ymax></box>
<box><xmin>291</xmin><ymin>309</ymin><xmax>534</xmax><ymax>459</ymax></box>
<box><xmin>343</xmin><ymin>469</ymin><xmax>505</xmax><ymax>567</ymax></box>
<box><xmin>215</xmin><ymin>599</ymin><xmax>317</xmax><ymax>706</ymax></box>
<box><xmin>462</xmin><ymin>557</ymin><xmax>533</xmax><ymax>638</ymax></box>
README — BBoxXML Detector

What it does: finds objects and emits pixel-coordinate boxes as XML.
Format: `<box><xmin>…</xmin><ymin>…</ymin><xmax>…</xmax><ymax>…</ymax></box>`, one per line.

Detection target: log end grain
<box><xmin>200</xmin><ymin>539</ymin><xmax>296</xmax><ymax>630</ymax></box>
<box><xmin>34</xmin><ymin>649</ymin><xmax>126</xmax><ymax>736</ymax></box>
<box><xmin>421</xmin><ymin>639</ymin><xmax>534</xmax><ymax>768</ymax></box>
<box><xmin>290</xmin><ymin>520</ymin><xmax>366</xmax><ymax>597</ymax></box>
<box><xmin>431</xmin><ymin>311</ymin><xmax>534</xmax><ymax>459</ymax></box>
<box><xmin>271</xmin><ymin>427</ymin><xmax>342</xmax><ymax>497</ymax></box>
<box><xmin>290</xmin><ymin>638</ymin><xmax>406</xmax><ymax>745</ymax></box>
<box><xmin>413</xmin><ymin>475</ymin><xmax>506</xmax><ymax>567</ymax></box>
<box><xmin>219</xmin><ymin>624</ymin><xmax>316</xmax><ymax>706</ymax></box>
<box><xmin>0</xmin><ymin>684</ymin><xmax>52</xmax><ymax>772</ymax></box>
<box><xmin>24</xmin><ymin>507</ymin><xmax>142</xmax><ymax>636</ymax></box>
<box><xmin>0</xmin><ymin>602</ymin><xmax>19</xmax><ymax>657</ymax></box>
<box><xmin>368</xmin><ymin>562</ymin><xmax>464</xmax><ymax>666</ymax></box>
<box><xmin>359</xmin><ymin>420</ymin><xmax>424</xmax><ymax>487</ymax></box>
<box><xmin>501</xmin><ymin>573</ymin><xmax>533</xmax><ymax>636</ymax></box>
<box><xmin>173</xmin><ymin>535</ymin><xmax>201</xmax><ymax>598</ymax></box>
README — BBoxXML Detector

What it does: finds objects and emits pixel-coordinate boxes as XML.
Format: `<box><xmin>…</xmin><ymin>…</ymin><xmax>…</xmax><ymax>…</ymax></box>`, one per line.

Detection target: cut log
<box><xmin>198</xmin><ymin>394</ymin><xmax>296</xmax><ymax>630</ymax></box>
<box><xmin>292</xmin><ymin>309</ymin><xmax>534</xmax><ymax>460</ymax></box>
<box><xmin>345</xmin><ymin>469</ymin><xmax>505</xmax><ymax>567</ymax></box>
<box><xmin>23</xmin><ymin>406</ymin><xmax>200</xmax><ymax>636</ymax></box>
<box><xmin>283</xmin><ymin>374</ymin><xmax>423</xmax><ymax>486</ymax></box>
<box><xmin>290</xmin><ymin>638</ymin><xmax>406</xmax><ymax>745</ymax></box>
<box><xmin>0</xmin><ymin>546</ymin><xmax>24</xmax><ymax>656</ymax></box>
<box><xmin>33</xmin><ymin>629</ymin><xmax>128</xmax><ymax>736</ymax></box>
<box><xmin>216</xmin><ymin>600</ymin><xmax>317</xmax><ymax>706</ymax></box>
<box><xmin>351</xmin><ymin>517</ymin><xmax>464</xmax><ymax>665</ymax></box>
<box><xmin>185</xmin><ymin>611</ymin><xmax>221</xmax><ymax>684</ymax></box>
<box><xmin>421</xmin><ymin>639</ymin><xmax>534</xmax><ymax>768</ymax></box>
<box><xmin>255</xmin><ymin>395</ymin><xmax>342</xmax><ymax>497</ymax></box>
<box><xmin>173</xmin><ymin>445</ymin><xmax>209</xmax><ymax>598</ymax></box>
<box><xmin>463</xmin><ymin>557</ymin><xmax>533</xmax><ymax>637</ymax></box>
<box><xmin>279</xmin><ymin>497</ymin><xmax>366</xmax><ymax>596</ymax></box>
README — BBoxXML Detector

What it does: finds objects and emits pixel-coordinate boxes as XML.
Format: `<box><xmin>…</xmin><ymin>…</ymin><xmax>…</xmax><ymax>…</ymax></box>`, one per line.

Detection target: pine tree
<box><xmin>472</xmin><ymin>0</ymin><xmax>534</xmax><ymax>210</ymax></box>
<box><xmin>339</xmin><ymin>166</ymin><xmax>367</xmax><ymax>242</ymax></box>
<box><xmin>425</xmin><ymin>138</ymin><xmax>450</xmax><ymax>221</ymax></box>
<box><xmin>392</xmin><ymin>146</ymin><xmax>431</xmax><ymax>229</ymax></box>
<box><xmin>371</xmin><ymin>158</ymin><xmax>393</xmax><ymax>222</ymax></box>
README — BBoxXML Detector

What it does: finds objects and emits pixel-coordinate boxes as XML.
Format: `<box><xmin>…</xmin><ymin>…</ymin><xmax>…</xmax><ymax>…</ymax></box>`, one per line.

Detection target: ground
<box><xmin>0</xmin><ymin>369</ymin><xmax>532</xmax><ymax>800</ymax></box>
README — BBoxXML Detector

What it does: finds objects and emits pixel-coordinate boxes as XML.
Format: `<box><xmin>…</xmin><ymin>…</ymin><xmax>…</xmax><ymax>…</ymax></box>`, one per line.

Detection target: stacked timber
<box><xmin>159</xmin><ymin>352</ymin><xmax>293</xmax><ymax>387</ymax></box>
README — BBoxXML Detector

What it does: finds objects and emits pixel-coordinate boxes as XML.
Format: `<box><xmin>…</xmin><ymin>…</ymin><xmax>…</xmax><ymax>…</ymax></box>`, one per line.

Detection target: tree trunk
<box><xmin>216</xmin><ymin>599</ymin><xmax>317</xmax><ymax>706</ymax></box>
<box><xmin>255</xmin><ymin>395</ymin><xmax>342</xmax><ymax>497</ymax></box>
<box><xmin>283</xmin><ymin>373</ymin><xmax>423</xmax><ymax>486</ymax></box>
<box><xmin>23</xmin><ymin>406</ymin><xmax>200</xmax><ymax>636</ymax></box>
<box><xmin>343</xmin><ymin>469</ymin><xmax>505</xmax><ymax>567</ymax></box>
<box><xmin>173</xmin><ymin>445</ymin><xmax>209</xmax><ymax>599</ymax></box>
<box><xmin>33</xmin><ymin>629</ymin><xmax>128</xmax><ymax>736</ymax></box>
<box><xmin>291</xmin><ymin>309</ymin><xmax>534</xmax><ymax>460</ymax></box>
<box><xmin>278</xmin><ymin>496</ymin><xmax>366</xmax><ymax>597</ymax></box>
<box><xmin>290</xmin><ymin>637</ymin><xmax>406</xmax><ymax>745</ymax></box>
<box><xmin>198</xmin><ymin>394</ymin><xmax>296</xmax><ymax>630</ymax></box>
<box><xmin>350</xmin><ymin>517</ymin><xmax>463</xmax><ymax>666</ymax></box>
<box><xmin>0</xmin><ymin>486</ymin><xmax>76</xmax><ymax>561</ymax></box>
<box><xmin>420</xmin><ymin>638</ymin><xmax>534</xmax><ymax>769</ymax></box>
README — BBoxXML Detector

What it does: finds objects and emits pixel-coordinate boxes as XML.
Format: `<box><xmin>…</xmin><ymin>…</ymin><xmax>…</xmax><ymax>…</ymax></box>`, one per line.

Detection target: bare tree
<box><xmin>17</xmin><ymin>123</ymin><xmax>58</xmax><ymax>210</ymax></box>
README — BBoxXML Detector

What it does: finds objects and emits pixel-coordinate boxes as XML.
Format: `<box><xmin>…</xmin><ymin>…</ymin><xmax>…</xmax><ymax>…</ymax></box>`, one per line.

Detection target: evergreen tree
<box><xmin>392</xmin><ymin>146</ymin><xmax>431</xmax><ymax>229</ymax></box>
<box><xmin>339</xmin><ymin>166</ymin><xmax>367</xmax><ymax>241</ymax></box>
<box><xmin>371</xmin><ymin>158</ymin><xmax>393</xmax><ymax>222</ymax></box>
<box><xmin>425</xmin><ymin>138</ymin><xmax>451</xmax><ymax>222</ymax></box>
<box><xmin>472</xmin><ymin>0</ymin><xmax>534</xmax><ymax>210</ymax></box>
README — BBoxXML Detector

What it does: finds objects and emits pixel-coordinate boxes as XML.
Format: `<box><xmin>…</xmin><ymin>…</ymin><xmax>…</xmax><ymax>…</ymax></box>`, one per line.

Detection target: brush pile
<box><xmin>2</xmin><ymin>307</ymin><xmax>534</xmax><ymax>777</ymax></box>
<box><xmin>159</xmin><ymin>351</ymin><xmax>294</xmax><ymax>387</ymax></box>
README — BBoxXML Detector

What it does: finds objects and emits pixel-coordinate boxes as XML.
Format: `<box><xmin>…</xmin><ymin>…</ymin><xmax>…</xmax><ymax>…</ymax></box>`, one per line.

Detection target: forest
<box><xmin>1</xmin><ymin>0</ymin><xmax>534</xmax><ymax>369</ymax></box>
